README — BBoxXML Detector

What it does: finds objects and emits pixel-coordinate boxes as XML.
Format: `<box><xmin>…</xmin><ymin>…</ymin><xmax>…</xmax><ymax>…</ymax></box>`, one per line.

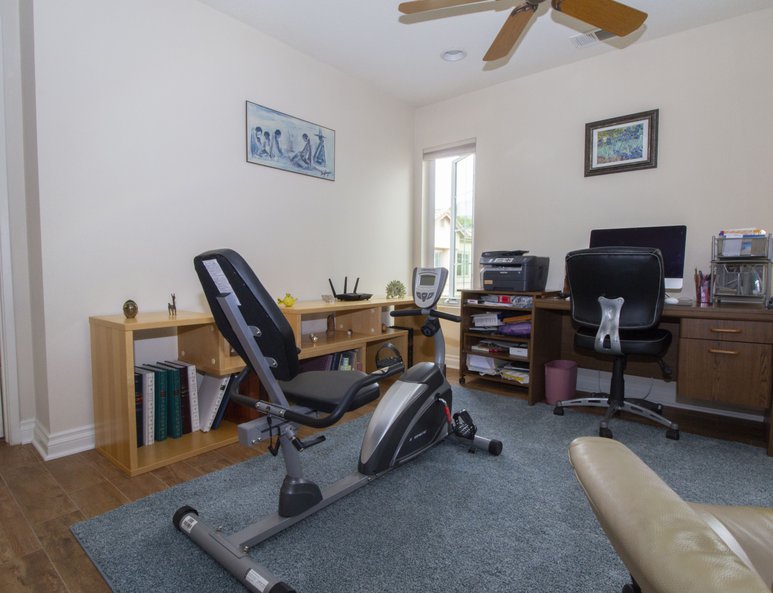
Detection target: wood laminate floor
<box><xmin>0</xmin><ymin>368</ymin><xmax>767</xmax><ymax>592</ymax></box>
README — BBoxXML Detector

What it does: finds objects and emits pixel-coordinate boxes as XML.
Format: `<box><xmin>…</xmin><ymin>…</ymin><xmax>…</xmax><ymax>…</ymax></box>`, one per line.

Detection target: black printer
<box><xmin>480</xmin><ymin>250</ymin><xmax>549</xmax><ymax>292</ymax></box>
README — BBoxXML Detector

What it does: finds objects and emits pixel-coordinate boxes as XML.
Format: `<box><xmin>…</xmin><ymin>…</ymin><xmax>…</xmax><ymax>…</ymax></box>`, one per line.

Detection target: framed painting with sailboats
<box><xmin>245</xmin><ymin>101</ymin><xmax>335</xmax><ymax>180</ymax></box>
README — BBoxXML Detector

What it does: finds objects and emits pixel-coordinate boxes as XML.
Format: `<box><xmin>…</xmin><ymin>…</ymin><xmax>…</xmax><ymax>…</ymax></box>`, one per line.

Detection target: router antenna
<box><xmin>344</xmin><ymin>277</ymin><xmax>348</xmax><ymax>293</ymax></box>
<box><xmin>328</xmin><ymin>278</ymin><xmax>337</xmax><ymax>297</ymax></box>
<box><xmin>353</xmin><ymin>278</ymin><xmax>360</xmax><ymax>293</ymax></box>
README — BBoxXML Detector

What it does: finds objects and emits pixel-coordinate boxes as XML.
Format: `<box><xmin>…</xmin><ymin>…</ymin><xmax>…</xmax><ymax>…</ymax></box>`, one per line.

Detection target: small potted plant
<box><xmin>385</xmin><ymin>280</ymin><xmax>406</xmax><ymax>299</ymax></box>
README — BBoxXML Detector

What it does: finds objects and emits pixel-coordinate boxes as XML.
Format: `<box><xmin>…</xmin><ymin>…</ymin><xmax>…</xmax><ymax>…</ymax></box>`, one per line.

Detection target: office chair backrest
<box><xmin>566</xmin><ymin>246</ymin><xmax>665</xmax><ymax>331</ymax></box>
<box><xmin>194</xmin><ymin>248</ymin><xmax>300</xmax><ymax>381</ymax></box>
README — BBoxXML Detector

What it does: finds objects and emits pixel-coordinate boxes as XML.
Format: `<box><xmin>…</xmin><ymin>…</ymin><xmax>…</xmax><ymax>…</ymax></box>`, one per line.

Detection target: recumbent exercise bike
<box><xmin>173</xmin><ymin>249</ymin><xmax>502</xmax><ymax>593</ymax></box>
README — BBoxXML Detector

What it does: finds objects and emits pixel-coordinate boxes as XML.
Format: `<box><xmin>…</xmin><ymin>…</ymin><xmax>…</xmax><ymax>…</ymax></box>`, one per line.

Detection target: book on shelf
<box><xmin>472</xmin><ymin>312</ymin><xmax>501</xmax><ymax>327</ymax></box>
<box><xmin>338</xmin><ymin>349</ymin><xmax>359</xmax><ymax>371</ymax></box>
<box><xmin>210</xmin><ymin>375</ymin><xmax>235</xmax><ymax>431</ymax></box>
<box><xmin>198</xmin><ymin>373</ymin><xmax>232</xmax><ymax>432</ymax></box>
<box><xmin>145</xmin><ymin>364</ymin><xmax>183</xmax><ymax>439</ymax></box>
<box><xmin>500</xmin><ymin>365</ymin><xmax>529</xmax><ymax>385</ymax></box>
<box><xmin>470</xmin><ymin>339</ymin><xmax>510</xmax><ymax>354</ymax></box>
<box><xmin>133</xmin><ymin>368</ymin><xmax>155</xmax><ymax>447</ymax></box>
<box><xmin>137</xmin><ymin>365</ymin><xmax>167</xmax><ymax>442</ymax></box>
<box><xmin>466</xmin><ymin>354</ymin><xmax>506</xmax><ymax>375</ymax></box>
<box><xmin>133</xmin><ymin>373</ymin><xmax>143</xmax><ymax>447</ymax></box>
<box><xmin>501</xmin><ymin>313</ymin><xmax>532</xmax><ymax>324</ymax></box>
<box><xmin>159</xmin><ymin>361</ymin><xmax>201</xmax><ymax>433</ymax></box>
<box><xmin>508</xmin><ymin>345</ymin><xmax>529</xmax><ymax>357</ymax></box>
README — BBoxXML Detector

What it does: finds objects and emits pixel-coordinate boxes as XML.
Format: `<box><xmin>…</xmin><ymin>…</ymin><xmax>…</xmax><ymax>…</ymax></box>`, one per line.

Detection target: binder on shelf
<box><xmin>134</xmin><ymin>368</ymin><xmax>155</xmax><ymax>447</ymax></box>
<box><xmin>159</xmin><ymin>361</ymin><xmax>200</xmax><ymax>433</ymax></box>
<box><xmin>133</xmin><ymin>373</ymin><xmax>143</xmax><ymax>447</ymax></box>
<box><xmin>145</xmin><ymin>364</ymin><xmax>183</xmax><ymax>439</ymax></box>
<box><xmin>138</xmin><ymin>365</ymin><xmax>167</xmax><ymax>442</ymax></box>
<box><xmin>198</xmin><ymin>373</ymin><xmax>232</xmax><ymax>432</ymax></box>
<box><xmin>210</xmin><ymin>375</ymin><xmax>235</xmax><ymax>431</ymax></box>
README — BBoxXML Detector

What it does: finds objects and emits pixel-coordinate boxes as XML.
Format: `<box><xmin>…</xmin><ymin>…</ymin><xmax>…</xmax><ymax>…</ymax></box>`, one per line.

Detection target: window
<box><xmin>422</xmin><ymin>143</ymin><xmax>476</xmax><ymax>299</ymax></box>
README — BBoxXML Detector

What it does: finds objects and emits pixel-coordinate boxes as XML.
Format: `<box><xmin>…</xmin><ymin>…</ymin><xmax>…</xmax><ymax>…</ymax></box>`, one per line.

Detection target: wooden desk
<box><xmin>532</xmin><ymin>299</ymin><xmax>773</xmax><ymax>455</ymax></box>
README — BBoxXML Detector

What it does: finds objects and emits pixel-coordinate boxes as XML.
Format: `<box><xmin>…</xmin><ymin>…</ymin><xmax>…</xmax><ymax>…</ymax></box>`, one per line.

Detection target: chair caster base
<box><xmin>666</xmin><ymin>428</ymin><xmax>680</xmax><ymax>440</ymax></box>
<box><xmin>599</xmin><ymin>426</ymin><xmax>613</xmax><ymax>439</ymax></box>
<box><xmin>553</xmin><ymin>406</ymin><xmax>564</xmax><ymax>416</ymax></box>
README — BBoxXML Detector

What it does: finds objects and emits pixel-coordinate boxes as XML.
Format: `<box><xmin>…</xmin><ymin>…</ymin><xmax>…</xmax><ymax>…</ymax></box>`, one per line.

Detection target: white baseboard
<box><xmin>18</xmin><ymin>418</ymin><xmax>35</xmax><ymax>444</ymax></box>
<box><xmin>32</xmin><ymin>421</ymin><xmax>95</xmax><ymax>461</ymax></box>
<box><xmin>445</xmin><ymin>353</ymin><xmax>460</xmax><ymax>370</ymax></box>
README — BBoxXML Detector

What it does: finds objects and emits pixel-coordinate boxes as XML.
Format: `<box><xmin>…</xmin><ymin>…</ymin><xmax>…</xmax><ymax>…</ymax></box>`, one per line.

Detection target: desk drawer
<box><xmin>680</xmin><ymin>318</ymin><xmax>773</xmax><ymax>344</ymax></box>
<box><xmin>678</xmin><ymin>338</ymin><xmax>772</xmax><ymax>410</ymax></box>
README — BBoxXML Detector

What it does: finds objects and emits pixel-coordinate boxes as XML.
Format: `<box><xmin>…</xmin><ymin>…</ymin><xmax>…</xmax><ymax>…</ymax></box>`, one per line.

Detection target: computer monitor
<box><xmin>589</xmin><ymin>225</ymin><xmax>688</xmax><ymax>290</ymax></box>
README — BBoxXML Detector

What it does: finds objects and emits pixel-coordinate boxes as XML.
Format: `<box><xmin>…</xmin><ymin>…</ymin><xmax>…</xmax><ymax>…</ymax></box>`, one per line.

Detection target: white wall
<box><xmin>28</xmin><ymin>0</ymin><xmax>414</xmax><ymax>449</ymax></box>
<box><xmin>415</xmin><ymin>9</ymin><xmax>773</xmax><ymax>296</ymax></box>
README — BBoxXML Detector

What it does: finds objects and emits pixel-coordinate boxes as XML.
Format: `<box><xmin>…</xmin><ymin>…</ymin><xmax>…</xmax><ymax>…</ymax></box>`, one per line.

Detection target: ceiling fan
<box><xmin>398</xmin><ymin>0</ymin><xmax>648</xmax><ymax>61</ymax></box>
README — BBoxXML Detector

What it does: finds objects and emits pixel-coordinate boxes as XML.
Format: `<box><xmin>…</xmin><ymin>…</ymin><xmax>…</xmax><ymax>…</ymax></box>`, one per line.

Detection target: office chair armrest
<box><xmin>252</xmin><ymin>363</ymin><xmax>404</xmax><ymax>429</ymax></box>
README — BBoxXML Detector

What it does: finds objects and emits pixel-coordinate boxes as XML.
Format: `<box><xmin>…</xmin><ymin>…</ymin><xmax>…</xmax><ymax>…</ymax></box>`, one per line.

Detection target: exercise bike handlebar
<box><xmin>390</xmin><ymin>308</ymin><xmax>461</xmax><ymax>323</ymax></box>
<box><xmin>254</xmin><ymin>362</ymin><xmax>405</xmax><ymax>429</ymax></box>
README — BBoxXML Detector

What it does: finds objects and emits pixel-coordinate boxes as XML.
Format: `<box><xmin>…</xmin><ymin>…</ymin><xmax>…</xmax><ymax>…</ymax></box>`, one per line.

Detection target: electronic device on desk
<box><xmin>412</xmin><ymin>267</ymin><xmax>448</xmax><ymax>309</ymax></box>
<box><xmin>589</xmin><ymin>225</ymin><xmax>687</xmax><ymax>290</ymax></box>
<box><xmin>328</xmin><ymin>277</ymin><xmax>372</xmax><ymax>301</ymax></box>
<box><xmin>480</xmin><ymin>250</ymin><xmax>549</xmax><ymax>292</ymax></box>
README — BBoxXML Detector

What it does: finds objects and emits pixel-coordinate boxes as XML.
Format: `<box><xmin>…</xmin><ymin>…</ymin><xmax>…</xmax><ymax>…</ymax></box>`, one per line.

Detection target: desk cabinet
<box><xmin>678</xmin><ymin>318</ymin><xmax>773</xmax><ymax>411</ymax></box>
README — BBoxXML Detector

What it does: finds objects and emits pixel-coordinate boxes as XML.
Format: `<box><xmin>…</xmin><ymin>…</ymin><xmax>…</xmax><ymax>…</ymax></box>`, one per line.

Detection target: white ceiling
<box><xmin>195</xmin><ymin>0</ymin><xmax>772</xmax><ymax>106</ymax></box>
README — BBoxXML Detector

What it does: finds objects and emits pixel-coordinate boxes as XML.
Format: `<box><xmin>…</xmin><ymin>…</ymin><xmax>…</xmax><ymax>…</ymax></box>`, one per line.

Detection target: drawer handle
<box><xmin>710</xmin><ymin>328</ymin><xmax>742</xmax><ymax>334</ymax></box>
<box><xmin>708</xmin><ymin>348</ymin><xmax>739</xmax><ymax>355</ymax></box>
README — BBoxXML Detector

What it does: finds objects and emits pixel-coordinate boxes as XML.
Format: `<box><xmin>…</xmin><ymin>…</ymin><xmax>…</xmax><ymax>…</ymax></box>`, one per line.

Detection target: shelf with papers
<box><xmin>459</xmin><ymin>289</ymin><xmax>557</xmax><ymax>403</ymax></box>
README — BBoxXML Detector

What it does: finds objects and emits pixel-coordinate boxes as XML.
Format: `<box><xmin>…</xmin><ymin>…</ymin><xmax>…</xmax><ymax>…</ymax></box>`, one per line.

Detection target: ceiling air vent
<box><xmin>569</xmin><ymin>29</ymin><xmax>614</xmax><ymax>49</ymax></box>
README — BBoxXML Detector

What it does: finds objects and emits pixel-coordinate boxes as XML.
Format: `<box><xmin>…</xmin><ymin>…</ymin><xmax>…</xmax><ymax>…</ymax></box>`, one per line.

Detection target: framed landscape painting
<box><xmin>246</xmin><ymin>101</ymin><xmax>335</xmax><ymax>180</ymax></box>
<box><xmin>585</xmin><ymin>109</ymin><xmax>658</xmax><ymax>177</ymax></box>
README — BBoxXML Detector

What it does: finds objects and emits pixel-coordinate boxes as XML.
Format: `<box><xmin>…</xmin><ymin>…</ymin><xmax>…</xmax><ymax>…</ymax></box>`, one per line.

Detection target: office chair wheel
<box><xmin>666</xmin><ymin>428</ymin><xmax>680</xmax><ymax>440</ymax></box>
<box><xmin>553</xmin><ymin>405</ymin><xmax>564</xmax><ymax>416</ymax></box>
<box><xmin>599</xmin><ymin>426</ymin><xmax>613</xmax><ymax>439</ymax></box>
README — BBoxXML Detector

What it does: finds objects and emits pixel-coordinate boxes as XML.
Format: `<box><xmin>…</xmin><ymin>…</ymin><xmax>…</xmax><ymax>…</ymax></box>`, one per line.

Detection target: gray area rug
<box><xmin>72</xmin><ymin>386</ymin><xmax>773</xmax><ymax>593</ymax></box>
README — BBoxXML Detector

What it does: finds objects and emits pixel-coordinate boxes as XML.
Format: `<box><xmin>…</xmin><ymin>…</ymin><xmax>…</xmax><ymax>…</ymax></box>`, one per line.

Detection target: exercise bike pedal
<box><xmin>291</xmin><ymin>434</ymin><xmax>327</xmax><ymax>451</ymax></box>
<box><xmin>453</xmin><ymin>409</ymin><xmax>477</xmax><ymax>440</ymax></box>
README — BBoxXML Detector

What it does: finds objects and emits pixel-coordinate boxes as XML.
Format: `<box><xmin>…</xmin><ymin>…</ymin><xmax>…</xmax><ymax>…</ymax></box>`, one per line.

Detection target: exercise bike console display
<box><xmin>412</xmin><ymin>267</ymin><xmax>448</xmax><ymax>309</ymax></box>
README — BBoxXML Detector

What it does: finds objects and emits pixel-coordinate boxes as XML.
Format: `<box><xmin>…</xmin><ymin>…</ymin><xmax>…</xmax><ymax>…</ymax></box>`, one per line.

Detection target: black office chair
<box><xmin>553</xmin><ymin>246</ymin><xmax>680</xmax><ymax>440</ymax></box>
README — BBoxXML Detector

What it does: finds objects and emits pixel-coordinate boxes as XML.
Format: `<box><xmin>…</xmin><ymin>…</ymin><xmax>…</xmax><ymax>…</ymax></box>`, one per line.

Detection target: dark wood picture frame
<box><xmin>585</xmin><ymin>109</ymin><xmax>658</xmax><ymax>177</ymax></box>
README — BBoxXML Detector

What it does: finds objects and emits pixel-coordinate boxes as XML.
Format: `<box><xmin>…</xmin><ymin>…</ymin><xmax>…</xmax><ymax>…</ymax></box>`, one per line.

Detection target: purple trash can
<box><xmin>545</xmin><ymin>360</ymin><xmax>578</xmax><ymax>405</ymax></box>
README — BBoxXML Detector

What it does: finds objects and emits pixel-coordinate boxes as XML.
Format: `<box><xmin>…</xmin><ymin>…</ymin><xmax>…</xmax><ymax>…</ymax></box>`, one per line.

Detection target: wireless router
<box><xmin>328</xmin><ymin>277</ymin><xmax>372</xmax><ymax>301</ymax></box>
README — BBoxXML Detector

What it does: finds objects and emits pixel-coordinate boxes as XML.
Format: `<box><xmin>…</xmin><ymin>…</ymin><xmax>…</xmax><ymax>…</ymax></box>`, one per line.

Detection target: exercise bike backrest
<box><xmin>390</xmin><ymin>267</ymin><xmax>461</xmax><ymax>367</ymax></box>
<box><xmin>194</xmin><ymin>248</ymin><xmax>303</xmax><ymax>381</ymax></box>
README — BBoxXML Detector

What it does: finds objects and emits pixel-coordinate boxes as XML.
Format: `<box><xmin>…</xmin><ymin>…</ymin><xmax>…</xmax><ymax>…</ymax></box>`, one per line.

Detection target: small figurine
<box><xmin>277</xmin><ymin>293</ymin><xmax>297</xmax><ymax>307</ymax></box>
<box><xmin>168</xmin><ymin>293</ymin><xmax>177</xmax><ymax>317</ymax></box>
<box><xmin>386</xmin><ymin>280</ymin><xmax>407</xmax><ymax>299</ymax></box>
<box><xmin>123</xmin><ymin>299</ymin><xmax>138</xmax><ymax>319</ymax></box>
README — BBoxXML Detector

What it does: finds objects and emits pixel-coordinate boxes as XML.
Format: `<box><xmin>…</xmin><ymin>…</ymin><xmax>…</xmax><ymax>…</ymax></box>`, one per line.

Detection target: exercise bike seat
<box><xmin>279</xmin><ymin>371</ymin><xmax>380</xmax><ymax>414</ymax></box>
<box><xmin>194</xmin><ymin>248</ymin><xmax>382</xmax><ymax>419</ymax></box>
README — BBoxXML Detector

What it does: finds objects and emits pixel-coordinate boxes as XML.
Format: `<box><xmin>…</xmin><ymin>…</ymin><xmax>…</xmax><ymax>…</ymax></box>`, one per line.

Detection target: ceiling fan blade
<box><xmin>483</xmin><ymin>5</ymin><xmax>536</xmax><ymax>61</ymax></box>
<box><xmin>398</xmin><ymin>0</ymin><xmax>485</xmax><ymax>15</ymax></box>
<box><xmin>552</xmin><ymin>0</ymin><xmax>647</xmax><ymax>37</ymax></box>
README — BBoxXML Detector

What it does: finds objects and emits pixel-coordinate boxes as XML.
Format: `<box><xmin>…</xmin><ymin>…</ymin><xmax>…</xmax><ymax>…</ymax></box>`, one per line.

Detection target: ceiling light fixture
<box><xmin>441</xmin><ymin>49</ymin><xmax>467</xmax><ymax>62</ymax></box>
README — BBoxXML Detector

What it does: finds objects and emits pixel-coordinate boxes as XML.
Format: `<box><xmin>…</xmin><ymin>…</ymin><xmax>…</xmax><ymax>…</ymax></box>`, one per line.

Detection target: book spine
<box><xmin>187</xmin><ymin>364</ymin><xmax>200</xmax><ymax>432</ymax></box>
<box><xmin>134</xmin><ymin>373</ymin><xmax>143</xmax><ymax>447</ymax></box>
<box><xmin>154</xmin><ymin>370</ymin><xmax>168</xmax><ymax>441</ymax></box>
<box><xmin>177</xmin><ymin>367</ymin><xmax>192</xmax><ymax>435</ymax></box>
<box><xmin>142</xmin><ymin>371</ymin><xmax>155</xmax><ymax>446</ymax></box>
<box><xmin>209</xmin><ymin>376</ymin><xmax>232</xmax><ymax>431</ymax></box>
<box><xmin>166</xmin><ymin>369</ymin><xmax>183</xmax><ymax>439</ymax></box>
